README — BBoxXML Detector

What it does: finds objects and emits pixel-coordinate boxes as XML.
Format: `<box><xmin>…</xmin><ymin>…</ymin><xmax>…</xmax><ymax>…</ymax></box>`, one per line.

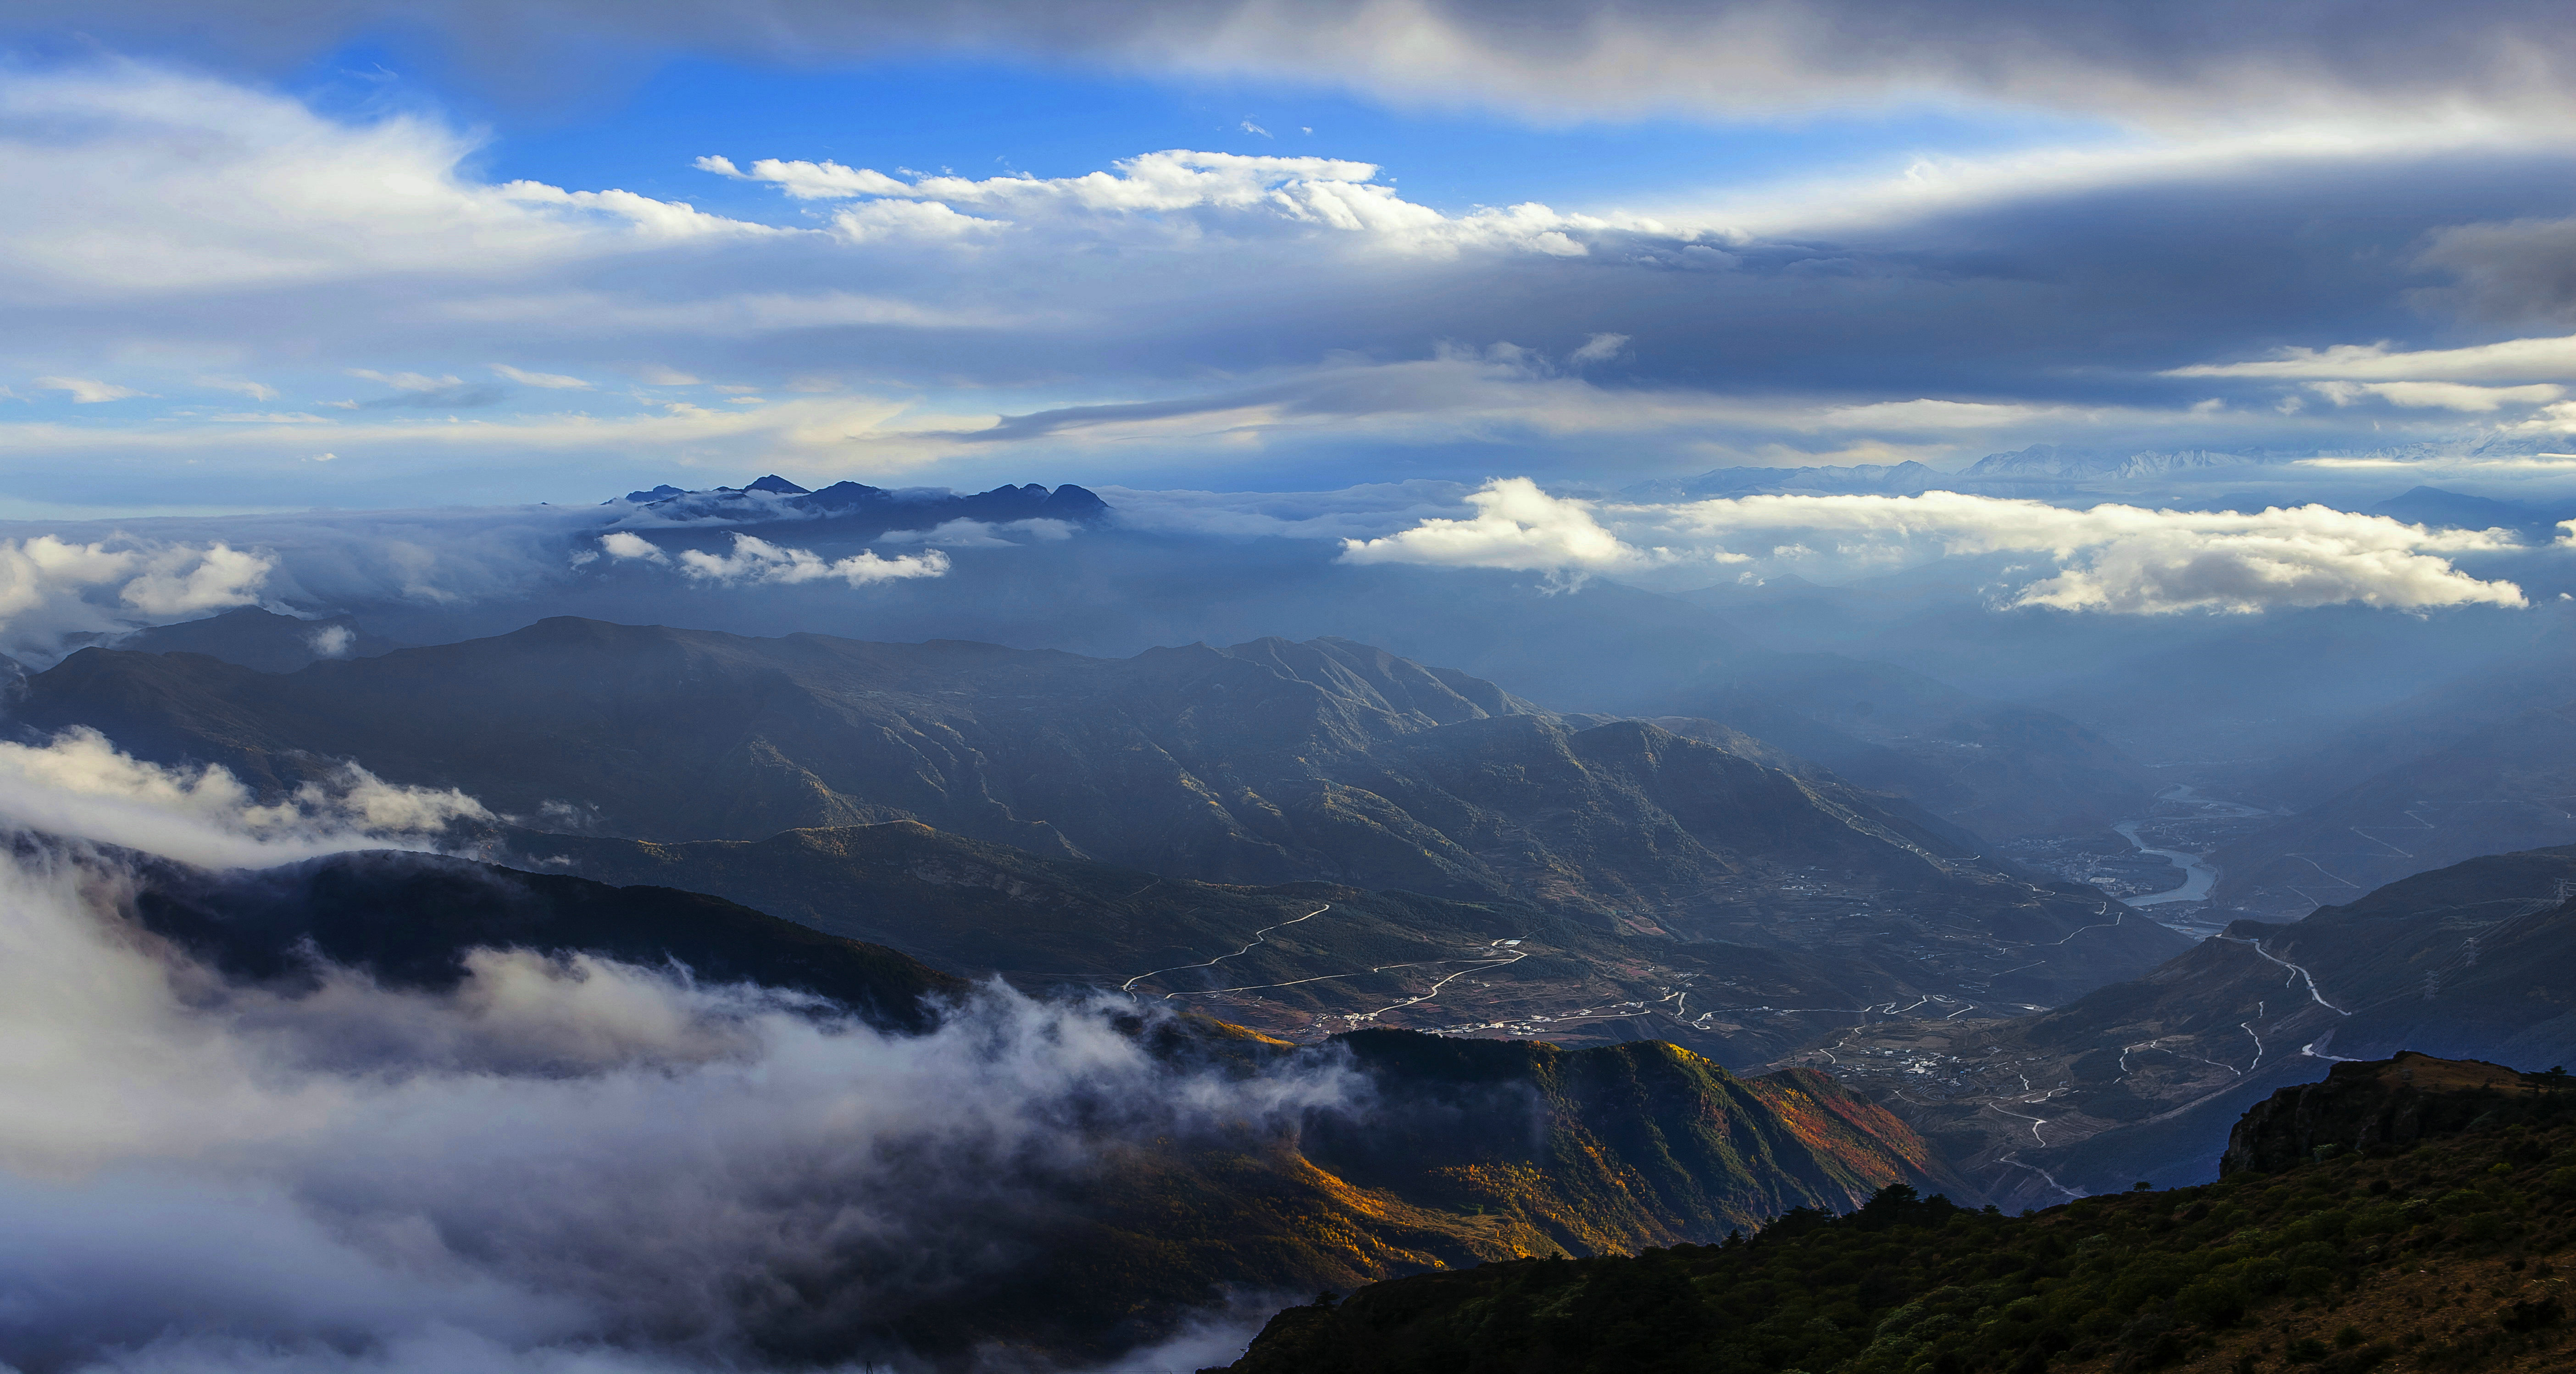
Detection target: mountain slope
<box><xmin>506</xmin><ymin>816</ymin><xmax>2187</xmax><ymax>1063</ymax></box>
<box><xmin>2211</xmin><ymin>701</ymin><xmax>2576</xmax><ymax>918</ymax></box>
<box><xmin>131</xmin><ymin>848</ymin><xmax>967</xmax><ymax>1031</ymax></box>
<box><xmin>99</xmin><ymin>846</ymin><xmax>1959</xmax><ymax>1367</ymax></box>
<box><xmin>1216</xmin><ymin>1053</ymin><xmax>2576</xmax><ymax>1374</ymax></box>
<box><xmin>24</xmin><ymin>619</ymin><xmax>2125</xmax><ymax>940</ymax></box>
<box><xmin>1786</xmin><ymin>844</ymin><xmax>2576</xmax><ymax>1207</ymax></box>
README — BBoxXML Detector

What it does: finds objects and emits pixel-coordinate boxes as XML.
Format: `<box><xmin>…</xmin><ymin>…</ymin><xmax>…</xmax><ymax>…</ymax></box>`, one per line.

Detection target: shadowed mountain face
<box><xmin>131</xmin><ymin>849</ymin><xmax>967</xmax><ymax>1031</ymax></box>
<box><xmin>21</xmin><ymin>619</ymin><xmax>2146</xmax><ymax>950</ymax></box>
<box><xmin>1783</xmin><ymin>844</ymin><xmax>2576</xmax><ymax>1209</ymax></box>
<box><xmin>106</xmin><ymin>606</ymin><xmax>408</xmax><ymax>674</ymax></box>
<box><xmin>95</xmin><ymin>848</ymin><xmax>1959</xmax><ymax>1368</ymax></box>
<box><xmin>2211</xmin><ymin>699</ymin><xmax>2576</xmax><ymax>919</ymax></box>
<box><xmin>505</xmin><ymin>819</ymin><xmax>2187</xmax><ymax>1067</ymax></box>
<box><xmin>1649</xmin><ymin>643</ymin><xmax>2155</xmax><ymax>839</ymax></box>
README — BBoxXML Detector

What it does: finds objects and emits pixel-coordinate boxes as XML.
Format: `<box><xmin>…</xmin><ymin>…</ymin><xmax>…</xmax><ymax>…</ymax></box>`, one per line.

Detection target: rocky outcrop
<box><xmin>2219</xmin><ymin>1051</ymin><xmax>2564</xmax><ymax>1175</ymax></box>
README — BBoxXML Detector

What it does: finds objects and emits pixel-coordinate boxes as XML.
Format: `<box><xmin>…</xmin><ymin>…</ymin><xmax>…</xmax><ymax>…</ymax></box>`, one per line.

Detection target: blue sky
<box><xmin>10</xmin><ymin>1</ymin><xmax>2576</xmax><ymax>513</ymax></box>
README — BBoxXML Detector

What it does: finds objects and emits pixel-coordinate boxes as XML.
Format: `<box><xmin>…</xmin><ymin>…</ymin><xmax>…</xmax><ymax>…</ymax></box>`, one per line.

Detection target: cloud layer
<box><xmin>1344</xmin><ymin>479</ymin><xmax>2535</xmax><ymax>613</ymax></box>
<box><xmin>13</xmin><ymin>56</ymin><xmax>2576</xmax><ymax>505</ymax></box>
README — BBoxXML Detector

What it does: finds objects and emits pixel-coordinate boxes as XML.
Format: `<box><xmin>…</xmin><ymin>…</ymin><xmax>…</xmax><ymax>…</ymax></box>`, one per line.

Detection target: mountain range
<box><xmin>22</xmin><ymin>619</ymin><xmax>2191</xmax><ymax>1063</ymax></box>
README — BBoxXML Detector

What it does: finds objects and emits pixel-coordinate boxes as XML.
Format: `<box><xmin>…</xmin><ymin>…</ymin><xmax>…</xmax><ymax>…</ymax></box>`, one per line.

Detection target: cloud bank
<box><xmin>0</xmin><ymin>727</ymin><xmax>1351</xmax><ymax>1371</ymax></box>
<box><xmin>0</xmin><ymin>535</ymin><xmax>271</xmax><ymax>662</ymax></box>
<box><xmin>19</xmin><ymin>57</ymin><xmax>2576</xmax><ymax>506</ymax></box>
<box><xmin>1344</xmin><ymin>480</ymin><xmax>2534</xmax><ymax>613</ymax></box>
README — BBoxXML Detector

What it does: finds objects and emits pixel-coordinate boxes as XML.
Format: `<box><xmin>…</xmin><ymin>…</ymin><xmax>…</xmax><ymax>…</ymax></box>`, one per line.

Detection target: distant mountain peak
<box><xmin>605</xmin><ymin>478</ymin><xmax>1112</xmax><ymax>534</ymax></box>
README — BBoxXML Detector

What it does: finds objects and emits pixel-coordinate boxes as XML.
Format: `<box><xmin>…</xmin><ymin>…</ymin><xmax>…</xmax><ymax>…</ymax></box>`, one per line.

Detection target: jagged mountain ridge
<box><xmin>612</xmin><ymin>475</ymin><xmax>1111</xmax><ymax>532</ymax></box>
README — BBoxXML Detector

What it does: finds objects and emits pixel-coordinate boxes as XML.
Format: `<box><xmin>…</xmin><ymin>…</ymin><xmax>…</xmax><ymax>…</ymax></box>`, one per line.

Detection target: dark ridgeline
<box><xmin>129</xmin><ymin>848</ymin><xmax>964</xmax><ymax>1031</ymax></box>
<box><xmin>1212</xmin><ymin>1054</ymin><xmax>2576</xmax><ymax>1374</ymax></box>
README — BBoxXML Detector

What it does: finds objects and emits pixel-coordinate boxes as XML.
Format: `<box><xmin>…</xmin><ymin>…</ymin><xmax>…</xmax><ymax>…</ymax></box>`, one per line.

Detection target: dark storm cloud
<box><xmin>11</xmin><ymin>0</ymin><xmax>2576</xmax><ymax>125</ymax></box>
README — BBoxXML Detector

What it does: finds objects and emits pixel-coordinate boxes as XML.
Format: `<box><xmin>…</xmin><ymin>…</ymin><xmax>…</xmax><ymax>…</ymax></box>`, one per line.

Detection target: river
<box><xmin>2113</xmin><ymin>784</ymin><xmax>2271</xmax><ymax>923</ymax></box>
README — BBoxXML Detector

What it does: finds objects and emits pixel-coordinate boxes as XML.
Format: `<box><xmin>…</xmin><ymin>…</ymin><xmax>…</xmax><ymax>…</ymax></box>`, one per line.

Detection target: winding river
<box><xmin>2113</xmin><ymin>785</ymin><xmax>2271</xmax><ymax>910</ymax></box>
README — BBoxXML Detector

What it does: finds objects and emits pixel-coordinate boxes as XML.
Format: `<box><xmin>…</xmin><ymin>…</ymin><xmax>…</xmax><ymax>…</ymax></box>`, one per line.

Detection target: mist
<box><xmin>0</xmin><ymin>733</ymin><xmax>1355</xmax><ymax>1374</ymax></box>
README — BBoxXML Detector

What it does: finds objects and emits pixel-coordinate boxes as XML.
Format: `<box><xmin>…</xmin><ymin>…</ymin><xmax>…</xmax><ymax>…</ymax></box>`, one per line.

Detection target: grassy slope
<box><xmin>1218</xmin><ymin>1058</ymin><xmax>2576</xmax><ymax>1374</ymax></box>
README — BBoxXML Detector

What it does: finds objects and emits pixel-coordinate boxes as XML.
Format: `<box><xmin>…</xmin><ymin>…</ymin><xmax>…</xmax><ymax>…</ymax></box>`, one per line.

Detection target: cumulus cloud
<box><xmin>1339</xmin><ymin>477</ymin><xmax>1668</xmax><ymax>585</ymax></box>
<box><xmin>0</xmin><ymin>535</ymin><xmax>271</xmax><ymax>662</ymax></box>
<box><xmin>595</xmin><ymin>530</ymin><xmax>668</xmax><ymax>563</ymax></box>
<box><xmin>674</xmin><ymin>534</ymin><xmax>950</xmax><ymax>586</ymax></box>
<box><xmin>1347</xmin><ymin>479</ymin><xmax>2533</xmax><ymax>614</ymax></box>
<box><xmin>704</xmin><ymin>147</ymin><xmax>1667</xmax><ymax>257</ymax></box>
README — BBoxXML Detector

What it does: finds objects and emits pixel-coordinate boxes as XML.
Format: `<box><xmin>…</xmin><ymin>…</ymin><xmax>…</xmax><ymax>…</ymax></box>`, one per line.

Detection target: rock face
<box><xmin>2220</xmin><ymin>1051</ymin><xmax>2555</xmax><ymax>1176</ymax></box>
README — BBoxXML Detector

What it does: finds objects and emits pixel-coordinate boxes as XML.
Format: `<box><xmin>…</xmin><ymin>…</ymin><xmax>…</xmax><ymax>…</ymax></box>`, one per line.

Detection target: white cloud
<box><xmin>2168</xmin><ymin>334</ymin><xmax>2576</xmax><ymax>384</ymax></box>
<box><xmin>0</xmin><ymin>535</ymin><xmax>271</xmax><ymax>661</ymax></box>
<box><xmin>873</xmin><ymin>517</ymin><xmax>1077</xmax><ymax>547</ymax></box>
<box><xmin>489</xmin><ymin>364</ymin><xmax>591</xmax><ymax>389</ymax></box>
<box><xmin>694</xmin><ymin>153</ymin><xmax>907</xmax><ymax>199</ymax></box>
<box><xmin>0</xmin><ymin>816</ymin><xmax>1349</xmax><ymax>1370</ymax></box>
<box><xmin>2307</xmin><ymin>379</ymin><xmax>2566</xmax><ymax>411</ymax></box>
<box><xmin>675</xmin><ymin>533</ymin><xmax>950</xmax><ymax>586</ymax></box>
<box><xmin>595</xmin><ymin>531</ymin><xmax>666</xmax><ymax>563</ymax></box>
<box><xmin>350</xmin><ymin>370</ymin><xmax>463</xmax><ymax>392</ymax></box>
<box><xmin>0</xmin><ymin>726</ymin><xmax>489</xmax><ymax>868</ymax></box>
<box><xmin>707</xmin><ymin>147</ymin><xmax>1669</xmax><ymax>257</ymax></box>
<box><xmin>33</xmin><ymin>376</ymin><xmax>147</xmax><ymax>403</ymax></box>
<box><xmin>1340</xmin><ymin>477</ymin><xmax>1672</xmax><ymax>584</ymax></box>
<box><xmin>305</xmin><ymin>622</ymin><xmax>354</xmax><ymax>658</ymax></box>
<box><xmin>1569</xmin><ymin>332</ymin><xmax>1629</xmax><ymax>364</ymax></box>
<box><xmin>1346</xmin><ymin>479</ymin><xmax>2532</xmax><ymax>614</ymax></box>
<box><xmin>197</xmin><ymin>378</ymin><xmax>278</xmax><ymax>401</ymax></box>
<box><xmin>0</xmin><ymin>64</ymin><xmax>777</xmax><ymax>302</ymax></box>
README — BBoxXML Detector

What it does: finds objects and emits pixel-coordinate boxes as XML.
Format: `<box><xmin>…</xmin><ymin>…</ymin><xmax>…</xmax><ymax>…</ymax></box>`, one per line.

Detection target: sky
<box><xmin>11</xmin><ymin>1</ymin><xmax>2576</xmax><ymax>513</ymax></box>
